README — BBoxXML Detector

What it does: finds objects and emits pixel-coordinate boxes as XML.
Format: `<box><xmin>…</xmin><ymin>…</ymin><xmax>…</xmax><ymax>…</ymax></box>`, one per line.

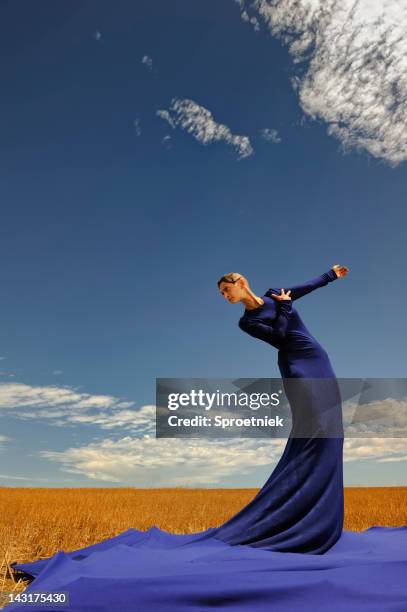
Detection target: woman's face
<box><xmin>219</xmin><ymin>280</ymin><xmax>245</xmax><ymax>304</ymax></box>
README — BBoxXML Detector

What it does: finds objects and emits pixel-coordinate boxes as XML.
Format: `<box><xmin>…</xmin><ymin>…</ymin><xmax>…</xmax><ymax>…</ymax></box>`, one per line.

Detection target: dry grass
<box><xmin>0</xmin><ymin>486</ymin><xmax>406</xmax><ymax>607</ymax></box>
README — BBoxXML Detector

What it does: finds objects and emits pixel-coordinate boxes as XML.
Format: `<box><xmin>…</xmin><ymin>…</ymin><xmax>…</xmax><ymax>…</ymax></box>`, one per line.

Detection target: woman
<box><xmin>213</xmin><ymin>265</ymin><xmax>349</xmax><ymax>554</ymax></box>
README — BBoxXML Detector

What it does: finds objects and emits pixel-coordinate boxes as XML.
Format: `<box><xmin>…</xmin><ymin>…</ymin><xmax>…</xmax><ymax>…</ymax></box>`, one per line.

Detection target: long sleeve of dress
<box><xmin>238</xmin><ymin>300</ymin><xmax>292</xmax><ymax>349</ymax></box>
<box><xmin>267</xmin><ymin>268</ymin><xmax>338</xmax><ymax>302</ymax></box>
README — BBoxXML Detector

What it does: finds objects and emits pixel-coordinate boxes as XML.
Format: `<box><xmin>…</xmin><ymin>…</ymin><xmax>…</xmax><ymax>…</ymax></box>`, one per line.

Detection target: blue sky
<box><xmin>1</xmin><ymin>0</ymin><xmax>406</xmax><ymax>487</ymax></box>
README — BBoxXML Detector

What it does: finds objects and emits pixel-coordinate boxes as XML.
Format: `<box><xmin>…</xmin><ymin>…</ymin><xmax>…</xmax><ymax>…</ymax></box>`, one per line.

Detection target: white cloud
<box><xmin>0</xmin><ymin>434</ymin><xmax>10</xmax><ymax>446</ymax></box>
<box><xmin>0</xmin><ymin>473</ymin><xmax>68</xmax><ymax>482</ymax></box>
<box><xmin>156</xmin><ymin>98</ymin><xmax>254</xmax><ymax>160</ymax></box>
<box><xmin>242</xmin><ymin>10</ymin><xmax>260</xmax><ymax>31</ymax></box>
<box><xmin>0</xmin><ymin>383</ymin><xmax>132</xmax><ymax>411</ymax></box>
<box><xmin>161</xmin><ymin>134</ymin><xmax>173</xmax><ymax>149</ymax></box>
<box><xmin>141</xmin><ymin>55</ymin><xmax>153</xmax><ymax>69</ymax></box>
<box><xmin>94</xmin><ymin>30</ymin><xmax>103</xmax><ymax>42</ymax></box>
<box><xmin>133</xmin><ymin>118</ymin><xmax>141</xmax><ymax>136</ymax></box>
<box><xmin>39</xmin><ymin>436</ymin><xmax>287</xmax><ymax>485</ymax></box>
<box><xmin>157</xmin><ymin>110</ymin><xmax>175</xmax><ymax>129</ymax></box>
<box><xmin>0</xmin><ymin>382</ymin><xmax>152</xmax><ymax>433</ymax></box>
<box><xmin>244</xmin><ymin>0</ymin><xmax>407</xmax><ymax>164</ymax></box>
<box><xmin>342</xmin><ymin>397</ymin><xmax>407</xmax><ymax>437</ymax></box>
<box><xmin>39</xmin><ymin>432</ymin><xmax>407</xmax><ymax>485</ymax></box>
<box><xmin>344</xmin><ymin>438</ymin><xmax>407</xmax><ymax>462</ymax></box>
<box><xmin>235</xmin><ymin>0</ymin><xmax>261</xmax><ymax>30</ymax></box>
<box><xmin>260</xmin><ymin>127</ymin><xmax>281</xmax><ymax>143</ymax></box>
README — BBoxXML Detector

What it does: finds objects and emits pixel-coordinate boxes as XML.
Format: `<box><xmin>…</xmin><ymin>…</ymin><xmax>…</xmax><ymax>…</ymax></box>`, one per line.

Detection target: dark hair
<box><xmin>217</xmin><ymin>273</ymin><xmax>243</xmax><ymax>289</ymax></box>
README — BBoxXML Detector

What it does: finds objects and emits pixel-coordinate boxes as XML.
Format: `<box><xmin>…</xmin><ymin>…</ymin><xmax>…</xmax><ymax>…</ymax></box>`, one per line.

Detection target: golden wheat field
<box><xmin>1</xmin><ymin>486</ymin><xmax>406</xmax><ymax>607</ymax></box>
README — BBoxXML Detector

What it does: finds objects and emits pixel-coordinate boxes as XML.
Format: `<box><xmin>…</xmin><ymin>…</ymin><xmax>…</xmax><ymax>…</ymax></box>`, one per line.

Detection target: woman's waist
<box><xmin>278</xmin><ymin>341</ymin><xmax>328</xmax><ymax>360</ymax></box>
<box><xmin>281</xmin><ymin>330</ymin><xmax>325</xmax><ymax>350</ymax></box>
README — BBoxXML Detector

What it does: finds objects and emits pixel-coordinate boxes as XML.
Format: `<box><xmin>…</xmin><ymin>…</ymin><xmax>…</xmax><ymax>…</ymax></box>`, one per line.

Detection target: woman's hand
<box><xmin>332</xmin><ymin>264</ymin><xmax>349</xmax><ymax>278</ymax></box>
<box><xmin>270</xmin><ymin>288</ymin><xmax>292</xmax><ymax>301</ymax></box>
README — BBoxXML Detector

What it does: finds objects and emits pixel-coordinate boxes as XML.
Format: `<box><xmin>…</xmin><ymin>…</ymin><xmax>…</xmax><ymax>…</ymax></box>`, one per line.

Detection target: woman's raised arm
<box><xmin>266</xmin><ymin>265</ymin><xmax>348</xmax><ymax>302</ymax></box>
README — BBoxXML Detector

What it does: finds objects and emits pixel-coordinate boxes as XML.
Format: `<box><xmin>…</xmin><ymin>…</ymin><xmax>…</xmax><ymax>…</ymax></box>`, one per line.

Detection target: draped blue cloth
<box><xmin>9</xmin><ymin>270</ymin><xmax>407</xmax><ymax>610</ymax></box>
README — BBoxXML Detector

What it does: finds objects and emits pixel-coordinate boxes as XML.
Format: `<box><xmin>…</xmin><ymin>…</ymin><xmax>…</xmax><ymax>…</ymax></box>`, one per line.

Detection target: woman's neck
<box><xmin>242</xmin><ymin>294</ymin><xmax>265</xmax><ymax>310</ymax></box>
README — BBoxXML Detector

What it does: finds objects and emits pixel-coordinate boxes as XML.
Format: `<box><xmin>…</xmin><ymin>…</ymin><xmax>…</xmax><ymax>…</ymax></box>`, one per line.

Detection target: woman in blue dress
<box><xmin>214</xmin><ymin>265</ymin><xmax>349</xmax><ymax>554</ymax></box>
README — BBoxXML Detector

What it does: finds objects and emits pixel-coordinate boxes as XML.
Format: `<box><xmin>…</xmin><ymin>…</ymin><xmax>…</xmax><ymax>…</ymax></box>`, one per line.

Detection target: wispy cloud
<box><xmin>161</xmin><ymin>134</ymin><xmax>173</xmax><ymax>149</ymax></box>
<box><xmin>0</xmin><ymin>382</ymin><xmax>151</xmax><ymax>432</ymax></box>
<box><xmin>156</xmin><ymin>98</ymin><xmax>254</xmax><ymax>160</ymax></box>
<box><xmin>39</xmin><ymin>436</ymin><xmax>287</xmax><ymax>485</ymax></box>
<box><xmin>94</xmin><ymin>30</ymin><xmax>103</xmax><ymax>43</ymax></box>
<box><xmin>0</xmin><ymin>473</ymin><xmax>71</xmax><ymax>483</ymax></box>
<box><xmin>342</xmin><ymin>397</ymin><xmax>407</xmax><ymax>437</ymax></box>
<box><xmin>260</xmin><ymin>127</ymin><xmax>281</xmax><ymax>143</ymax></box>
<box><xmin>243</xmin><ymin>0</ymin><xmax>407</xmax><ymax>165</ymax></box>
<box><xmin>133</xmin><ymin>117</ymin><xmax>142</xmax><ymax>136</ymax></box>
<box><xmin>344</xmin><ymin>438</ymin><xmax>407</xmax><ymax>463</ymax></box>
<box><xmin>157</xmin><ymin>110</ymin><xmax>175</xmax><ymax>129</ymax></box>
<box><xmin>235</xmin><ymin>0</ymin><xmax>261</xmax><ymax>31</ymax></box>
<box><xmin>0</xmin><ymin>383</ymin><xmax>133</xmax><ymax>411</ymax></box>
<box><xmin>0</xmin><ymin>434</ymin><xmax>10</xmax><ymax>447</ymax></box>
<box><xmin>141</xmin><ymin>55</ymin><xmax>153</xmax><ymax>70</ymax></box>
<box><xmin>38</xmin><ymin>433</ymin><xmax>407</xmax><ymax>485</ymax></box>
